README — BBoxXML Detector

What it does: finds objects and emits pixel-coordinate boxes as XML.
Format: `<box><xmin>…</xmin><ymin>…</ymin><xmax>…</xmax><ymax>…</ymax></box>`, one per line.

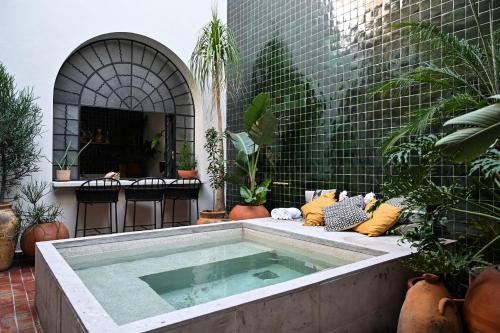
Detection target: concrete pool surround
<box><xmin>36</xmin><ymin>218</ymin><xmax>412</xmax><ymax>333</ymax></box>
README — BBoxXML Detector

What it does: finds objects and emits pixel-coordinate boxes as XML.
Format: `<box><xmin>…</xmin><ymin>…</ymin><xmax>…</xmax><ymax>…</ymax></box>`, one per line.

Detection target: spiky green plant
<box><xmin>375</xmin><ymin>0</ymin><xmax>499</xmax><ymax>153</ymax></box>
<box><xmin>15</xmin><ymin>180</ymin><xmax>62</xmax><ymax>229</ymax></box>
<box><xmin>190</xmin><ymin>8</ymin><xmax>240</xmax><ymax>212</ymax></box>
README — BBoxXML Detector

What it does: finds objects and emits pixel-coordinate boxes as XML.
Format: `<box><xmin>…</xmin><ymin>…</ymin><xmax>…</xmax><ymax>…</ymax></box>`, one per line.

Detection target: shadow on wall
<box><xmin>251</xmin><ymin>37</ymin><xmax>327</xmax><ymax>208</ymax></box>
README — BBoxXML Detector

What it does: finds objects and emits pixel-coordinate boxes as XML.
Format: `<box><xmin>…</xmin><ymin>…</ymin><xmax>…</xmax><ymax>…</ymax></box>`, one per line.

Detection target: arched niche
<box><xmin>53</xmin><ymin>33</ymin><xmax>195</xmax><ymax>179</ymax></box>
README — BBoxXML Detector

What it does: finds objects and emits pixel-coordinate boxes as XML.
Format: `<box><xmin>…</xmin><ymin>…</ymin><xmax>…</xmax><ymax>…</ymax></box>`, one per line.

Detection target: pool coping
<box><xmin>36</xmin><ymin>219</ymin><xmax>412</xmax><ymax>333</ymax></box>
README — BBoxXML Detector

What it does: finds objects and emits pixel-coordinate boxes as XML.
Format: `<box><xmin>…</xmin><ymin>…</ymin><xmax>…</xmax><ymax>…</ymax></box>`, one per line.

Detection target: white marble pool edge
<box><xmin>35</xmin><ymin>218</ymin><xmax>413</xmax><ymax>333</ymax></box>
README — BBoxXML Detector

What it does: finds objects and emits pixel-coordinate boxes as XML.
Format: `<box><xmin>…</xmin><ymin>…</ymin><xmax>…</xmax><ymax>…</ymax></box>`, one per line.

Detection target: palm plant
<box><xmin>375</xmin><ymin>0</ymin><xmax>499</xmax><ymax>154</ymax></box>
<box><xmin>190</xmin><ymin>9</ymin><xmax>240</xmax><ymax>212</ymax></box>
<box><xmin>436</xmin><ymin>96</ymin><xmax>500</xmax><ymax>162</ymax></box>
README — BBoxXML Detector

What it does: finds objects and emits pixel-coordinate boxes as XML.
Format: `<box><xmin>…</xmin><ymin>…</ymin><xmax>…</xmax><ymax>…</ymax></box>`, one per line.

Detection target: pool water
<box><xmin>64</xmin><ymin>233</ymin><xmax>360</xmax><ymax>325</ymax></box>
<box><xmin>141</xmin><ymin>250</ymin><xmax>322</xmax><ymax>309</ymax></box>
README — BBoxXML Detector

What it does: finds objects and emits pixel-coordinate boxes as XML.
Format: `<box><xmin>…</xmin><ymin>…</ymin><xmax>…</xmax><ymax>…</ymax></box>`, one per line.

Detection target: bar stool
<box><xmin>162</xmin><ymin>178</ymin><xmax>201</xmax><ymax>227</ymax></box>
<box><xmin>123</xmin><ymin>177</ymin><xmax>166</xmax><ymax>232</ymax></box>
<box><xmin>74</xmin><ymin>178</ymin><xmax>121</xmax><ymax>237</ymax></box>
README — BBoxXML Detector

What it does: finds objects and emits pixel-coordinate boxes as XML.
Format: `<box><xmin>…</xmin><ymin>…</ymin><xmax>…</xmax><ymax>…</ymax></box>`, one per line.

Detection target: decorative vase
<box><xmin>20</xmin><ymin>222</ymin><xmax>69</xmax><ymax>258</ymax></box>
<box><xmin>228</xmin><ymin>204</ymin><xmax>271</xmax><ymax>220</ymax></box>
<box><xmin>178</xmin><ymin>169</ymin><xmax>198</xmax><ymax>179</ymax></box>
<box><xmin>196</xmin><ymin>210</ymin><xmax>230</xmax><ymax>224</ymax></box>
<box><xmin>0</xmin><ymin>203</ymin><xmax>18</xmax><ymax>271</ymax></box>
<box><xmin>463</xmin><ymin>265</ymin><xmax>500</xmax><ymax>333</ymax></box>
<box><xmin>397</xmin><ymin>274</ymin><xmax>463</xmax><ymax>333</ymax></box>
<box><xmin>56</xmin><ymin>169</ymin><xmax>71</xmax><ymax>181</ymax></box>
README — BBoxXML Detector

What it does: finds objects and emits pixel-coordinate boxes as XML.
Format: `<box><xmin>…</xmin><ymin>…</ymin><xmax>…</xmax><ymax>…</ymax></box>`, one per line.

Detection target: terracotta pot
<box><xmin>20</xmin><ymin>222</ymin><xmax>69</xmax><ymax>257</ymax></box>
<box><xmin>228</xmin><ymin>204</ymin><xmax>270</xmax><ymax>220</ymax></box>
<box><xmin>178</xmin><ymin>169</ymin><xmax>198</xmax><ymax>179</ymax></box>
<box><xmin>0</xmin><ymin>203</ymin><xmax>18</xmax><ymax>271</ymax></box>
<box><xmin>56</xmin><ymin>169</ymin><xmax>71</xmax><ymax>181</ymax></box>
<box><xmin>463</xmin><ymin>265</ymin><xmax>500</xmax><ymax>333</ymax></box>
<box><xmin>196</xmin><ymin>210</ymin><xmax>231</xmax><ymax>224</ymax></box>
<box><xmin>397</xmin><ymin>274</ymin><xmax>463</xmax><ymax>333</ymax></box>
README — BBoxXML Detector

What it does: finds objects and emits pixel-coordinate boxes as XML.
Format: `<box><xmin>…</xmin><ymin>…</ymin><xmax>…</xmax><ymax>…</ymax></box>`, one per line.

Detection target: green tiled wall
<box><xmin>226</xmin><ymin>0</ymin><xmax>499</xmax><ymax>234</ymax></box>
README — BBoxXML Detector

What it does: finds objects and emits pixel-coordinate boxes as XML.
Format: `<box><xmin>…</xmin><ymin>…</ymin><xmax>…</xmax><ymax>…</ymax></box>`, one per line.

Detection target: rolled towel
<box><xmin>338</xmin><ymin>190</ymin><xmax>349</xmax><ymax>201</ymax></box>
<box><xmin>364</xmin><ymin>192</ymin><xmax>376</xmax><ymax>205</ymax></box>
<box><xmin>271</xmin><ymin>207</ymin><xmax>302</xmax><ymax>220</ymax></box>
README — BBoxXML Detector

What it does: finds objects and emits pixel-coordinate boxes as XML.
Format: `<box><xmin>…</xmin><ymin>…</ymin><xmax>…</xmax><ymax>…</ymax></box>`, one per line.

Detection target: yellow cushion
<box><xmin>353</xmin><ymin>203</ymin><xmax>401</xmax><ymax>236</ymax></box>
<box><xmin>301</xmin><ymin>192</ymin><xmax>337</xmax><ymax>226</ymax></box>
<box><xmin>364</xmin><ymin>199</ymin><xmax>377</xmax><ymax>218</ymax></box>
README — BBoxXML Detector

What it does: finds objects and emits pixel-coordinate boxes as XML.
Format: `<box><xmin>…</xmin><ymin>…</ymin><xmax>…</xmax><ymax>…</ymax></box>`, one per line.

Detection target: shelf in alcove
<box><xmin>81</xmin><ymin>142</ymin><xmax>141</xmax><ymax>147</ymax></box>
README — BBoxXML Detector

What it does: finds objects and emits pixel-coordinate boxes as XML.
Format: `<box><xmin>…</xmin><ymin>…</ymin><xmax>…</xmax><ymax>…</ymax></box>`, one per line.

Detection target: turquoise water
<box><xmin>141</xmin><ymin>251</ymin><xmax>320</xmax><ymax>309</ymax></box>
<box><xmin>65</xmin><ymin>235</ymin><xmax>355</xmax><ymax>325</ymax></box>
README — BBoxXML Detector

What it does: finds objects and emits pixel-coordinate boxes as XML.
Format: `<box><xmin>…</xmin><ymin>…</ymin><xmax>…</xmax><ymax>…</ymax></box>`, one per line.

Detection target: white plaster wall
<box><xmin>0</xmin><ymin>0</ymin><xmax>227</xmax><ymax>234</ymax></box>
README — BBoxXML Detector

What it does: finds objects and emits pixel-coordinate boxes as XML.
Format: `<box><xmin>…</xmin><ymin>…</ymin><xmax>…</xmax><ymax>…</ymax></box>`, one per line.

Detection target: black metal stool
<box><xmin>123</xmin><ymin>177</ymin><xmax>166</xmax><ymax>232</ymax></box>
<box><xmin>74</xmin><ymin>178</ymin><xmax>121</xmax><ymax>237</ymax></box>
<box><xmin>162</xmin><ymin>178</ymin><xmax>201</xmax><ymax>227</ymax></box>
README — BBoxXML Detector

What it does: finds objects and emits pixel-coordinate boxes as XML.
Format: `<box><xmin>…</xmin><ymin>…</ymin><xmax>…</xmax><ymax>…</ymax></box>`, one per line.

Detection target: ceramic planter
<box><xmin>56</xmin><ymin>169</ymin><xmax>71</xmax><ymax>181</ymax></box>
<box><xmin>463</xmin><ymin>265</ymin><xmax>500</xmax><ymax>333</ymax></box>
<box><xmin>21</xmin><ymin>222</ymin><xmax>69</xmax><ymax>257</ymax></box>
<box><xmin>196</xmin><ymin>210</ymin><xmax>230</xmax><ymax>224</ymax></box>
<box><xmin>397</xmin><ymin>274</ymin><xmax>463</xmax><ymax>333</ymax></box>
<box><xmin>0</xmin><ymin>203</ymin><xmax>18</xmax><ymax>271</ymax></box>
<box><xmin>228</xmin><ymin>204</ymin><xmax>270</xmax><ymax>220</ymax></box>
<box><xmin>178</xmin><ymin>169</ymin><xmax>198</xmax><ymax>179</ymax></box>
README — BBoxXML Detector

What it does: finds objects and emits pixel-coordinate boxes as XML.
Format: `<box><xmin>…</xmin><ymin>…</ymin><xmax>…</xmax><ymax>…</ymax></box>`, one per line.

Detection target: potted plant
<box><xmin>376</xmin><ymin>3</ymin><xmax>500</xmax><ymax>330</ymax></box>
<box><xmin>0</xmin><ymin>63</ymin><xmax>42</xmax><ymax>271</ymax></box>
<box><xmin>16</xmin><ymin>180</ymin><xmax>69</xmax><ymax>258</ymax></box>
<box><xmin>53</xmin><ymin>140</ymin><xmax>91</xmax><ymax>181</ymax></box>
<box><xmin>227</xmin><ymin>93</ymin><xmax>278</xmax><ymax>220</ymax></box>
<box><xmin>197</xmin><ymin>128</ymin><xmax>229</xmax><ymax>224</ymax></box>
<box><xmin>177</xmin><ymin>141</ymin><xmax>198</xmax><ymax>178</ymax></box>
<box><xmin>190</xmin><ymin>8</ymin><xmax>240</xmax><ymax>212</ymax></box>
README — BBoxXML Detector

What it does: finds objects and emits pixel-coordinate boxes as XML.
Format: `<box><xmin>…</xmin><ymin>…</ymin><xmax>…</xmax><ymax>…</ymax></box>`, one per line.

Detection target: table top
<box><xmin>52</xmin><ymin>178</ymin><xmax>202</xmax><ymax>189</ymax></box>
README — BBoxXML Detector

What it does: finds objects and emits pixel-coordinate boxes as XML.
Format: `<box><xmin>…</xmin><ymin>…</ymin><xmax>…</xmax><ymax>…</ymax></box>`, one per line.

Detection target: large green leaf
<box><xmin>235</xmin><ymin>150</ymin><xmax>249</xmax><ymax>171</ymax></box>
<box><xmin>248</xmin><ymin>111</ymin><xmax>278</xmax><ymax>146</ymax></box>
<box><xmin>244</xmin><ymin>93</ymin><xmax>270</xmax><ymax>132</ymax></box>
<box><xmin>243</xmin><ymin>93</ymin><xmax>278</xmax><ymax>146</ymax></box>
<box><xmin>436</xmin><ymin>103</ymin><xmax>500</xmax><ymax>162</ymax></box>
<box><xmin>227</xmin><ymin>131</ymin><xmax>258</xmax><ymax>155</ymax></box>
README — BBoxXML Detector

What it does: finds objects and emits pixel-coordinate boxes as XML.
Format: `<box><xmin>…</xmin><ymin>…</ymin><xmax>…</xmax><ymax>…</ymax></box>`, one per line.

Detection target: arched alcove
<box><xmin>53</xmin><ymin>33</ymin><xmax>195</xmax><ymax>179</ymax></box>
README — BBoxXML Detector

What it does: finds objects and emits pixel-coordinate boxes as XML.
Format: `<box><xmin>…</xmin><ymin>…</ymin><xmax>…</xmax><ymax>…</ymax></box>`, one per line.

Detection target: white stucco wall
<box><xmin>0</xmin><ymin>0</ymin><xmax>227</xmax><ymax>234</ymax></box>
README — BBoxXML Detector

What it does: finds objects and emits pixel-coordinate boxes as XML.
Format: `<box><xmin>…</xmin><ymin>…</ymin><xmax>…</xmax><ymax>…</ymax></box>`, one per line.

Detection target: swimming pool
<box><xmin>35</xmin><ymin>219</ymin><xmax>411</xmax><ymax>333</ymax></box>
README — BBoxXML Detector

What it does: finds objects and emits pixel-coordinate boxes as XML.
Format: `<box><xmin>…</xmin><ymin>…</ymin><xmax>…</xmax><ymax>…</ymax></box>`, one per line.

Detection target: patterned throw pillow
<box><xmin>323</xmin><ymin>195</ymin><xmax>369</xmax><ymax>231</ymax></box>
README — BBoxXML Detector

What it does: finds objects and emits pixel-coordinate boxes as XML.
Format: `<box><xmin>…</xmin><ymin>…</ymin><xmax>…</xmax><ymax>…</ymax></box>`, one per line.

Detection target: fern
<box><xmin>470</xmin><ymin>148</ymin><xmax>500</xmax><ymax>187</ymax></box>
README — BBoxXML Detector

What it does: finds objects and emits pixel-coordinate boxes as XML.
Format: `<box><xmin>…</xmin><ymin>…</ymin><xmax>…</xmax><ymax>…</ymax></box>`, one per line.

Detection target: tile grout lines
<box><xmin>0</xmin><ymin>265</ymin><xmax>42</xmax><ymax>333</ymax></box>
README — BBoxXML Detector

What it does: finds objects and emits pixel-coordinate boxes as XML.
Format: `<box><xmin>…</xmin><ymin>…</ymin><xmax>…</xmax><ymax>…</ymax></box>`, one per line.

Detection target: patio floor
<box><xmin>0</xmin><ymin>264</ymin><xmax>42</xmax><ymax>333</ymax></box>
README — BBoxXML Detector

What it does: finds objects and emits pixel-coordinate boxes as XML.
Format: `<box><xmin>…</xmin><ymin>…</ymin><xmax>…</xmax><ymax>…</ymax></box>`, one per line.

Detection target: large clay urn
<box><xmin>463</xmin><ymin>265</ymin><xmax>500</xmax><ymax>333</ymax></box>
<box><xmin>397</xmin><ymin>274</ymin><xmax>463</xmax><ymax>333</ymax></box>
<box><xmin>196</xmin><ymin>210</ymin><xmax>230</xmax><ymax>224</ymax></box>
<box><xmin>0</xmin><ymin>203</ymin><xmax>18</xmax><ymax>271</ymax></box>
<box><xmin>228</xmin><ymin>204</ymin><xmax>270</xmax><ymax>220</ymax></box>
<box><xmin>20</xmin><ymin>222</ymin><xmax>69</xmax><ymax>257</ymax></box>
